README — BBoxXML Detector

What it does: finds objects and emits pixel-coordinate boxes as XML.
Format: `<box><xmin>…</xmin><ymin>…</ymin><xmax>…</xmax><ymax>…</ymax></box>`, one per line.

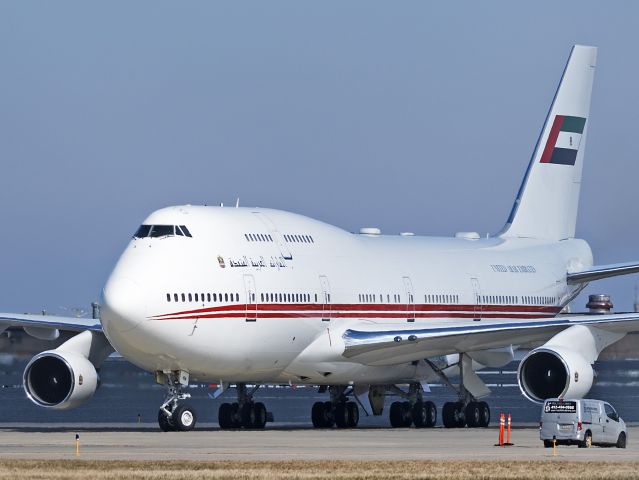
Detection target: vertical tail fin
<box><xmin>501</xmin><ymin>45</ymin><xmax>597</xmax><ymax>240</ymax></box>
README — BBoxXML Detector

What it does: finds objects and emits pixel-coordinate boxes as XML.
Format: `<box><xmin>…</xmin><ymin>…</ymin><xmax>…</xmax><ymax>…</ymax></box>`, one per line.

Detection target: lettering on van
<box><xmin>544</xmin><ymin>401</ymin><xmax>577</xmax><ymax>413</ymax></box>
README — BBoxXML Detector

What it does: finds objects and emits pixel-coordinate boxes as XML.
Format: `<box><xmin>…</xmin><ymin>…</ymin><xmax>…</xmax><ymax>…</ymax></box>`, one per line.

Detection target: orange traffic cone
<box><xmin>495</xmin><ymin>412</ymin><xmax>505</xmax><ymax>446</ymax></box>
<box><xmin>504</xmin><ymin>413</ymin><xmax>514</xmax><ymax>446</ymax></box>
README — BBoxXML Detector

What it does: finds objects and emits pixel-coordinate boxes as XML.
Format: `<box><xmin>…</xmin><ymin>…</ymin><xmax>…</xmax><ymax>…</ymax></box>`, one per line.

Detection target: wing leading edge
<box><xmin>0</xmin><ymin>313</ymin><xmax>102</xmax><ymax>333</ymax></box>
<box><xmin>342</xmin><ymin>312</ymin><xmax>639</xmax><ymax>366</ymax></box>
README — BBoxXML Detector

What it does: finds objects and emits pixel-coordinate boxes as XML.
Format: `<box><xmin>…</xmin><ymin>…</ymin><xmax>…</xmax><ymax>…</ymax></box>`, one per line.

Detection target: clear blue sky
<box><xmin>1</xmin><ymin>1</ymin><xmax>639</xmax><ymax>314</ymax></box>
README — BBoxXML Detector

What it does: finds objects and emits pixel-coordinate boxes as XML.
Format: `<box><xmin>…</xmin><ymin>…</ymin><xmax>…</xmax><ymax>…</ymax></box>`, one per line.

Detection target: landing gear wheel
<box><xmin>478</xmin><ymin>401</ymin><xmax>490</xmax><ymax>427</ymax></box>
<box><xmin>543</xmin><ymin>440</ymin><xmax>554</xmax><ymax>448</ymax></box>
<box><xmin>412</xmin><ymin>401</ymin><xmax>428</xmax><ymax>428</ymax></box>
<box><xmin>464</xmin><ymin>402</ymin><xmax>481</xmax><ymax>428</ymax></box>
<box><xmin>323</xmin><ymin>401</ymin><xmax>335</xmax><ymax>428</ymax></box>
<box><xmin>424</xmin><ymin>401</ymin><xmax>437</xmax><ymax>427</ymax></box>
<box><xmin>231</xmin><ymin>402</ymin><xmax>242</xmax><ymax>428</ymax></box>
<box><xmin>158</xmin><ymin>409</ymin><xmax>174</xmax><ymax>432</ymax></box>
<box><xmin>390</xmin><ymin>401</ymin><xmax>404</xmax><ymax>428</ymax></box>
<box><xmin>401</xmin><ymin>401</ymin><xmax>413</xmax><ymax>427</ymax></box>
<box><xmin>335</xmin><ymin>403</ymin><xmax>349</xmax><ymax>428</ymax></box>
<box><xmin>241</xmin><ymin>402</ymin><xmax>257</xmax><ymax>428</ymax></box>
<box><xmin>312</xmin><ymin>402</ymin><xmax>326</xmax><ymax>428</ymax></box>
<box><xmin>172</xmin><ymin>404</ymin><xmax>197</xmax><ymax>431</ymax></box>
<box><xmin>218</xmin><ymin>402</ymin><xmax>234</xmax><ymax>429</ymax></box>
<box><xmin>617</xmin><ymin>432</ymin><xmax>627</xmax><ymax>449</ymax></box>
<box><xmin>346</xmin><ymin>401</ymin><xmax>359</xmax><ymax>428</ymax></box>
<box><xmin>443</xmin><ymin>401</ymin><xmax>465</xmax><ymax>428</ymax></box>
<box><xmin>253</xmin><ymin>402</ymin><xmax>267</xmax><ymax>429</ymax></box>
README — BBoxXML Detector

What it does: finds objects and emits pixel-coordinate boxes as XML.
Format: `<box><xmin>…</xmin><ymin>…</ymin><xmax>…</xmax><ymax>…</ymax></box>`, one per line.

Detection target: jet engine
<box><xmin>517</xmin><ymin>346</ymin><xmax>593</xmax><ymax>403</ymax></box>
<box><xmin>23</xmin><ymin>349</ymin><xmax>99</xmax><ymax>409</ymax></box>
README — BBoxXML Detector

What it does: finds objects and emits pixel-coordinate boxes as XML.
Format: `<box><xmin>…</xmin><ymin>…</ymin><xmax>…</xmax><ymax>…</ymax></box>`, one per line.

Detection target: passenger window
<box><xmin>224</xmin><ymin>293</ymin><xmax>228</xmax><ymax>302</ymax></box>
<box><xmin>188</xmin><ymin>293</ymin><xmax>192</xmax><ymax>302</ymax></box>
<box><xmin>166</xmin><ymin>293</ymin><xmax>171</xmax><ymax>302</ymax></box>
<box><xmin>195</xmin><ymin>293</ymin><xmax>199</xmax><ymax>302</ymax></box>
<box><xmin>181</xmin><ymin>293</ymin><xmax>185</xmax><ymax>302</ymax></box>
<box><xmin>207</xmin><ymin>293</ymin><xmax>211</xmax><ymax>302</ymax></box>
<box><xmin>174</xmin><ymin>293</ymin><xmax>178</xmax><ymax>302</ymax></box>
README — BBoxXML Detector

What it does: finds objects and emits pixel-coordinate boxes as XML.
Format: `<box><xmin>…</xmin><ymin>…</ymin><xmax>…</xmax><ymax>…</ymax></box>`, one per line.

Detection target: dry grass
<box><xmin>0</xmin><ymin>460</ymin><xmax>638</xmax><ymax>480</ymax></box>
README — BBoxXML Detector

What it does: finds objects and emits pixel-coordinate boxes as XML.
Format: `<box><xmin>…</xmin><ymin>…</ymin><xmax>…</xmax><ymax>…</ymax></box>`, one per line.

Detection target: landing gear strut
<box><xmin>311</xmin><ymin>386</ymin><xmax>360</xmax><ymax>428</ymax></box>
<box><xmin>426</xmin><ymin>356</ymin><xmax>491</xmax><ymax>428</ymax></box>
<box><xmin>388</xmin><ymin>383</ymin><xmax>437</xmax><ymax>428</ymax></box>
<box><xmin>157</xmin><ymin>370</ymin><xmax>197</xmax><ymax>432</ymax></box>
<box><xmin>218</xmin><ymin>383</ymin><xmax>268</xmax><ymax>429</ymax></box>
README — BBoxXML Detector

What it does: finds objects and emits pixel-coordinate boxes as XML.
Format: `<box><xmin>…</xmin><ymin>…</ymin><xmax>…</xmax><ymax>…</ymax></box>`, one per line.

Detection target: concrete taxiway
<box><xmin>0</xmin><ymin>425</ymin><xmax>636</xmax><ymax>461</ymax></box>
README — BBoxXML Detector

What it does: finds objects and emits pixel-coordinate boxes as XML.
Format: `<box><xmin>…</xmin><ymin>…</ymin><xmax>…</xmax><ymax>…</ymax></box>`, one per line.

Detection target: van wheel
<box><xmin>616</xmin><ymin>432</ymin><xmax>627</xmax><ymax>449</ymax></box>
<box><xmin>543</xmin><ymin>440</ymin><xmax>554</xmax><ymax>448</ymax></box>
<box><xmin>579</xmin><ymin>432</ymin><xmax>592</xmax><ymax>448</ymax></box>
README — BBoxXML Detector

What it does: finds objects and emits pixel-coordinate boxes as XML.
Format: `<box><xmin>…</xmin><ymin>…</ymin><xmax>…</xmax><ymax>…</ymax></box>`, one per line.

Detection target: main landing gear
<box><xmin>425</xmin><ymin>355</ymin><xmax>491</xmax><ymax>428</ymax></box>
<box><xmin>311</xmin><ymin>386</ymin><xmax>360</xmax><ymax>428</ymax></box>
<box><xmin>388</xmin><ymin>383</ymin><xmax>437</xmax><ymax>428</ymax></box>
<box><xmin>157</xmin><ymin>370</ymin><xmax>198</xmax><ymax>432</ymax></box>
<box><xmin>218</xmin><ymin>383</ymin><xmax>269</xmax><ymax>429</ymax></box>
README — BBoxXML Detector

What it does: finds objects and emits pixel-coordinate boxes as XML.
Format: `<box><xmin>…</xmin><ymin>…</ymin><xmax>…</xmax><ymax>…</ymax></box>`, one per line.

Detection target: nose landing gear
<box><xmin>157</xmin><ymin>370</ymin><xmax>197</xmax><ymax>432</ymax></box>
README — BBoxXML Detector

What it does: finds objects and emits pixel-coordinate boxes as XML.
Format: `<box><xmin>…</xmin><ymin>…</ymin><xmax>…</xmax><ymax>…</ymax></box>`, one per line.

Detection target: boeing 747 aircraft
<box><xmin>4</xmin><ymin>45</ymin><xmax>639</xmax><ymax>432</ymax></box>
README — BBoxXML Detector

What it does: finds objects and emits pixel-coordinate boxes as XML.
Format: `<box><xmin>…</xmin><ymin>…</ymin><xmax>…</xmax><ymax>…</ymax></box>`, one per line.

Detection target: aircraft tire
<box><xmin>158</xmin><ymin>409</ymin><xmax>174</xmax><ymax>432</ymax></box>
<box><xmin>218</xmin><ymin>402</ymin><xmax>233</xmax><ymax>429</ymax></box>
<box><xmin>478</xmin><ymin>401</ymin><xmax>490</xmax><ymax>427</ymax></box>
<box><xmin>231</xmin><ymin>402</ymin><xmax>242</xmax><ymax>428</ymax></box>
<box><xmin>335</xmin><ymin>403</ymin><xmax>349</xmax><ymax>428</ymax></box>
<box><xmin>412</xmin><ymin>401</ymin><xmax>427</xmax><ymax>428</ymax></box>
<box><xmin>442</xmin><ymin>402</ymin><xmax>458</xmax><ymax>428</ymax></box>
<box><xmin>424</xmin><ymin>401</ymin><xmax>437</xmax><ymax>427</ymax></box>
<box><xmin>172</xmin><ymin>404</ymin><xmax>197</xmax><ymax>431</ymax></box>
<box><xmin>241</xmin><ymin>403</ymin><xmax>257</xmax><ymax>428</ymax></box>
<box><xmin>312</xmin><ymin>402</ymin><xmax>326</xmax><ymax>428</ymax></box>
<box><xmin>253</xmin><ymin>402</ymin><xmax>267</xmax><ymax>429</ymax></box>
<box><xmin>389</xmin><ymin>401</ymin><xmax>404</xmax><ymax>428</ymax></box>
<box><xmin>346</xmin><ymin>401</ymin><xmax>359</xmax><ymax>428</ymax></box>
<box><xmin>401</xmin><ymin>401</ymin><xmax>413</xmax><ymax>427</ymax></box>
<box><xmin>323</xmin><ymin>401</ymin><xmax>335</xmax><ymax>428</ymax></box>
<box><xmin>465</xmin><ymin>402</ymin><xmax>481</xmax><ymax>428</ymax></box>
<box><xmin>454</xmin><ymin>402</ymin><xmax>466</xmax><ymax>428</ymax></box>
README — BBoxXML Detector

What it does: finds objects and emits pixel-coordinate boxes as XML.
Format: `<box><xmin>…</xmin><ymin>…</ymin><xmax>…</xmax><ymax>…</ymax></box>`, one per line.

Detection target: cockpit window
<box><xmin>149</xmin><ymin>225</ymin><xmax>174</xmax><ymax>237</ymax></box>
<box><xmin>133</xmin><ymin>224</ymin><xmax>192</xmax><ymax>239</ymax></box>
<box><xmin>134</xmin><ymin>225</ymin><xmax>152</xmax><ymax>238</ymax></box>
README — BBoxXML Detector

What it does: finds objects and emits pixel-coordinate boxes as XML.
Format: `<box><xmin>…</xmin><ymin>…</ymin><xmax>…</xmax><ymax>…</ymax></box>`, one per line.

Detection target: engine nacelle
<box><xmin>518</xmin><ymin>346</ymin><xmax>593</xmax><ymax>403</ymax></box>
<box><xmin>23</xmin><ymin>350</ymin><xmax>99</xmax><ymax>409</ymax></box>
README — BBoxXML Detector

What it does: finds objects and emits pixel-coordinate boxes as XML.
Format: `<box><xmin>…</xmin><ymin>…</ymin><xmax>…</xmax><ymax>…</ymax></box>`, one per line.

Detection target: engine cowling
<box><xmin>518</xmin><ymin>346</ymin><xmax>593</xmax><ymax>403</ymax></box>
<box><xmin>23</xmin><ymin>350</ymin><xmax>99</xmax><ymax>409</ymax></box>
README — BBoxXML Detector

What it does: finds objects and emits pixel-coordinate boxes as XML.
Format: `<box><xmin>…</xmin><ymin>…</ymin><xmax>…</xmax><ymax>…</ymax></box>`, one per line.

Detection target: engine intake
<box><xmin>518</xmin><ymin>346</ymin><xmax>593</xmax><ymax>403</ymax></box>
<box><xmin>24</xmin><ymin>350</ymin><xmax>98</xmax><ymax>409</ymax></box>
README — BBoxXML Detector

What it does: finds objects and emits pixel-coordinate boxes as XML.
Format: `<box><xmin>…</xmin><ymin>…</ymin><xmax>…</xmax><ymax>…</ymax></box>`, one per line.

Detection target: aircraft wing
<box><xmin>567</xmin><ymin>261</ymin><xmax>639</xmax><ymax>284</ymax></box>
<box><xmin>0</xmin><ymin>313</ymin><xmax>102</xmax><ymax>333</ymax></box>
<box><xmin>342</xmin><ymin>312</ymin><xmax>639</xmax><ymax>366</ymax></box>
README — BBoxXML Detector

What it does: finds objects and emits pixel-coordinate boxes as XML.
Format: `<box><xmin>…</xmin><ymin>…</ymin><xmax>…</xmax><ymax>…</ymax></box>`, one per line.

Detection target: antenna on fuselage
<box><xmin>235</xmin><ymin>198</ymin><xmax>240</xmax><ymax>208</ymax></box>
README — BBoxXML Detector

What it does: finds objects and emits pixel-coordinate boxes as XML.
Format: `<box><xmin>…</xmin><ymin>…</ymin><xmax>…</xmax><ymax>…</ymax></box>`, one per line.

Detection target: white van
<box><xmin>540</xmin><ymin>398</ymin><xmax>627</xmax><ymax>448</ymax></box>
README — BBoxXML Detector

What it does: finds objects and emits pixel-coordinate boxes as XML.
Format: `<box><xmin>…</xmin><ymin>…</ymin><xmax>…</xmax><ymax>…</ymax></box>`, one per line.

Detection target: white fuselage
<box><xmin>100</xmin><ymin>205</ymin><xmax>592</xmax><ymax>386</ymax></box>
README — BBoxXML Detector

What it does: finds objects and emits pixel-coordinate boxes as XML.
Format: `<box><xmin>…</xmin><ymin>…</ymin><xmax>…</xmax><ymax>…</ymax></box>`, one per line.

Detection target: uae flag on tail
<box><xmin>539</xmin><ymin>115</ymin><xmax>587</xmax><ymax>165</ymax></box>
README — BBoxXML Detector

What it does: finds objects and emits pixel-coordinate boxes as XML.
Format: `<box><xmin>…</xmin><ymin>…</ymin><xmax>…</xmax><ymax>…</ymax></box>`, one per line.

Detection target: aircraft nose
<box><xmin>101</xmin><ymin>276</ymin><xmax>147</xmax><ymax>333</ymax></box>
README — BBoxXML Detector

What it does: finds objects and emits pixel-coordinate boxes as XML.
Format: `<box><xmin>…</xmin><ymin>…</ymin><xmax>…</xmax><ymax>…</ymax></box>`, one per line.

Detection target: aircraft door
<box><xmin>244</xmin><ymin>274</ymin><xmax>257</xmax><ymax>321</ymax></box>
<box><xmin>471</xmin><ymin>277</ymin><xmax>482</xmax><ymax>321</ymax></box>
<box><xmin>402</xmin><ymin>276</ymin><xmax>415</xmax><ymax>322</ymax></box>
<box><xmin>253</xmin><ymin>212</ymin><xmax>293</xmax><ymax>260</ymax></box>
<box><xmin>319</xmin><ymin>275</ymin><xmax>331</xmax><ymax>322</ymax></box>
